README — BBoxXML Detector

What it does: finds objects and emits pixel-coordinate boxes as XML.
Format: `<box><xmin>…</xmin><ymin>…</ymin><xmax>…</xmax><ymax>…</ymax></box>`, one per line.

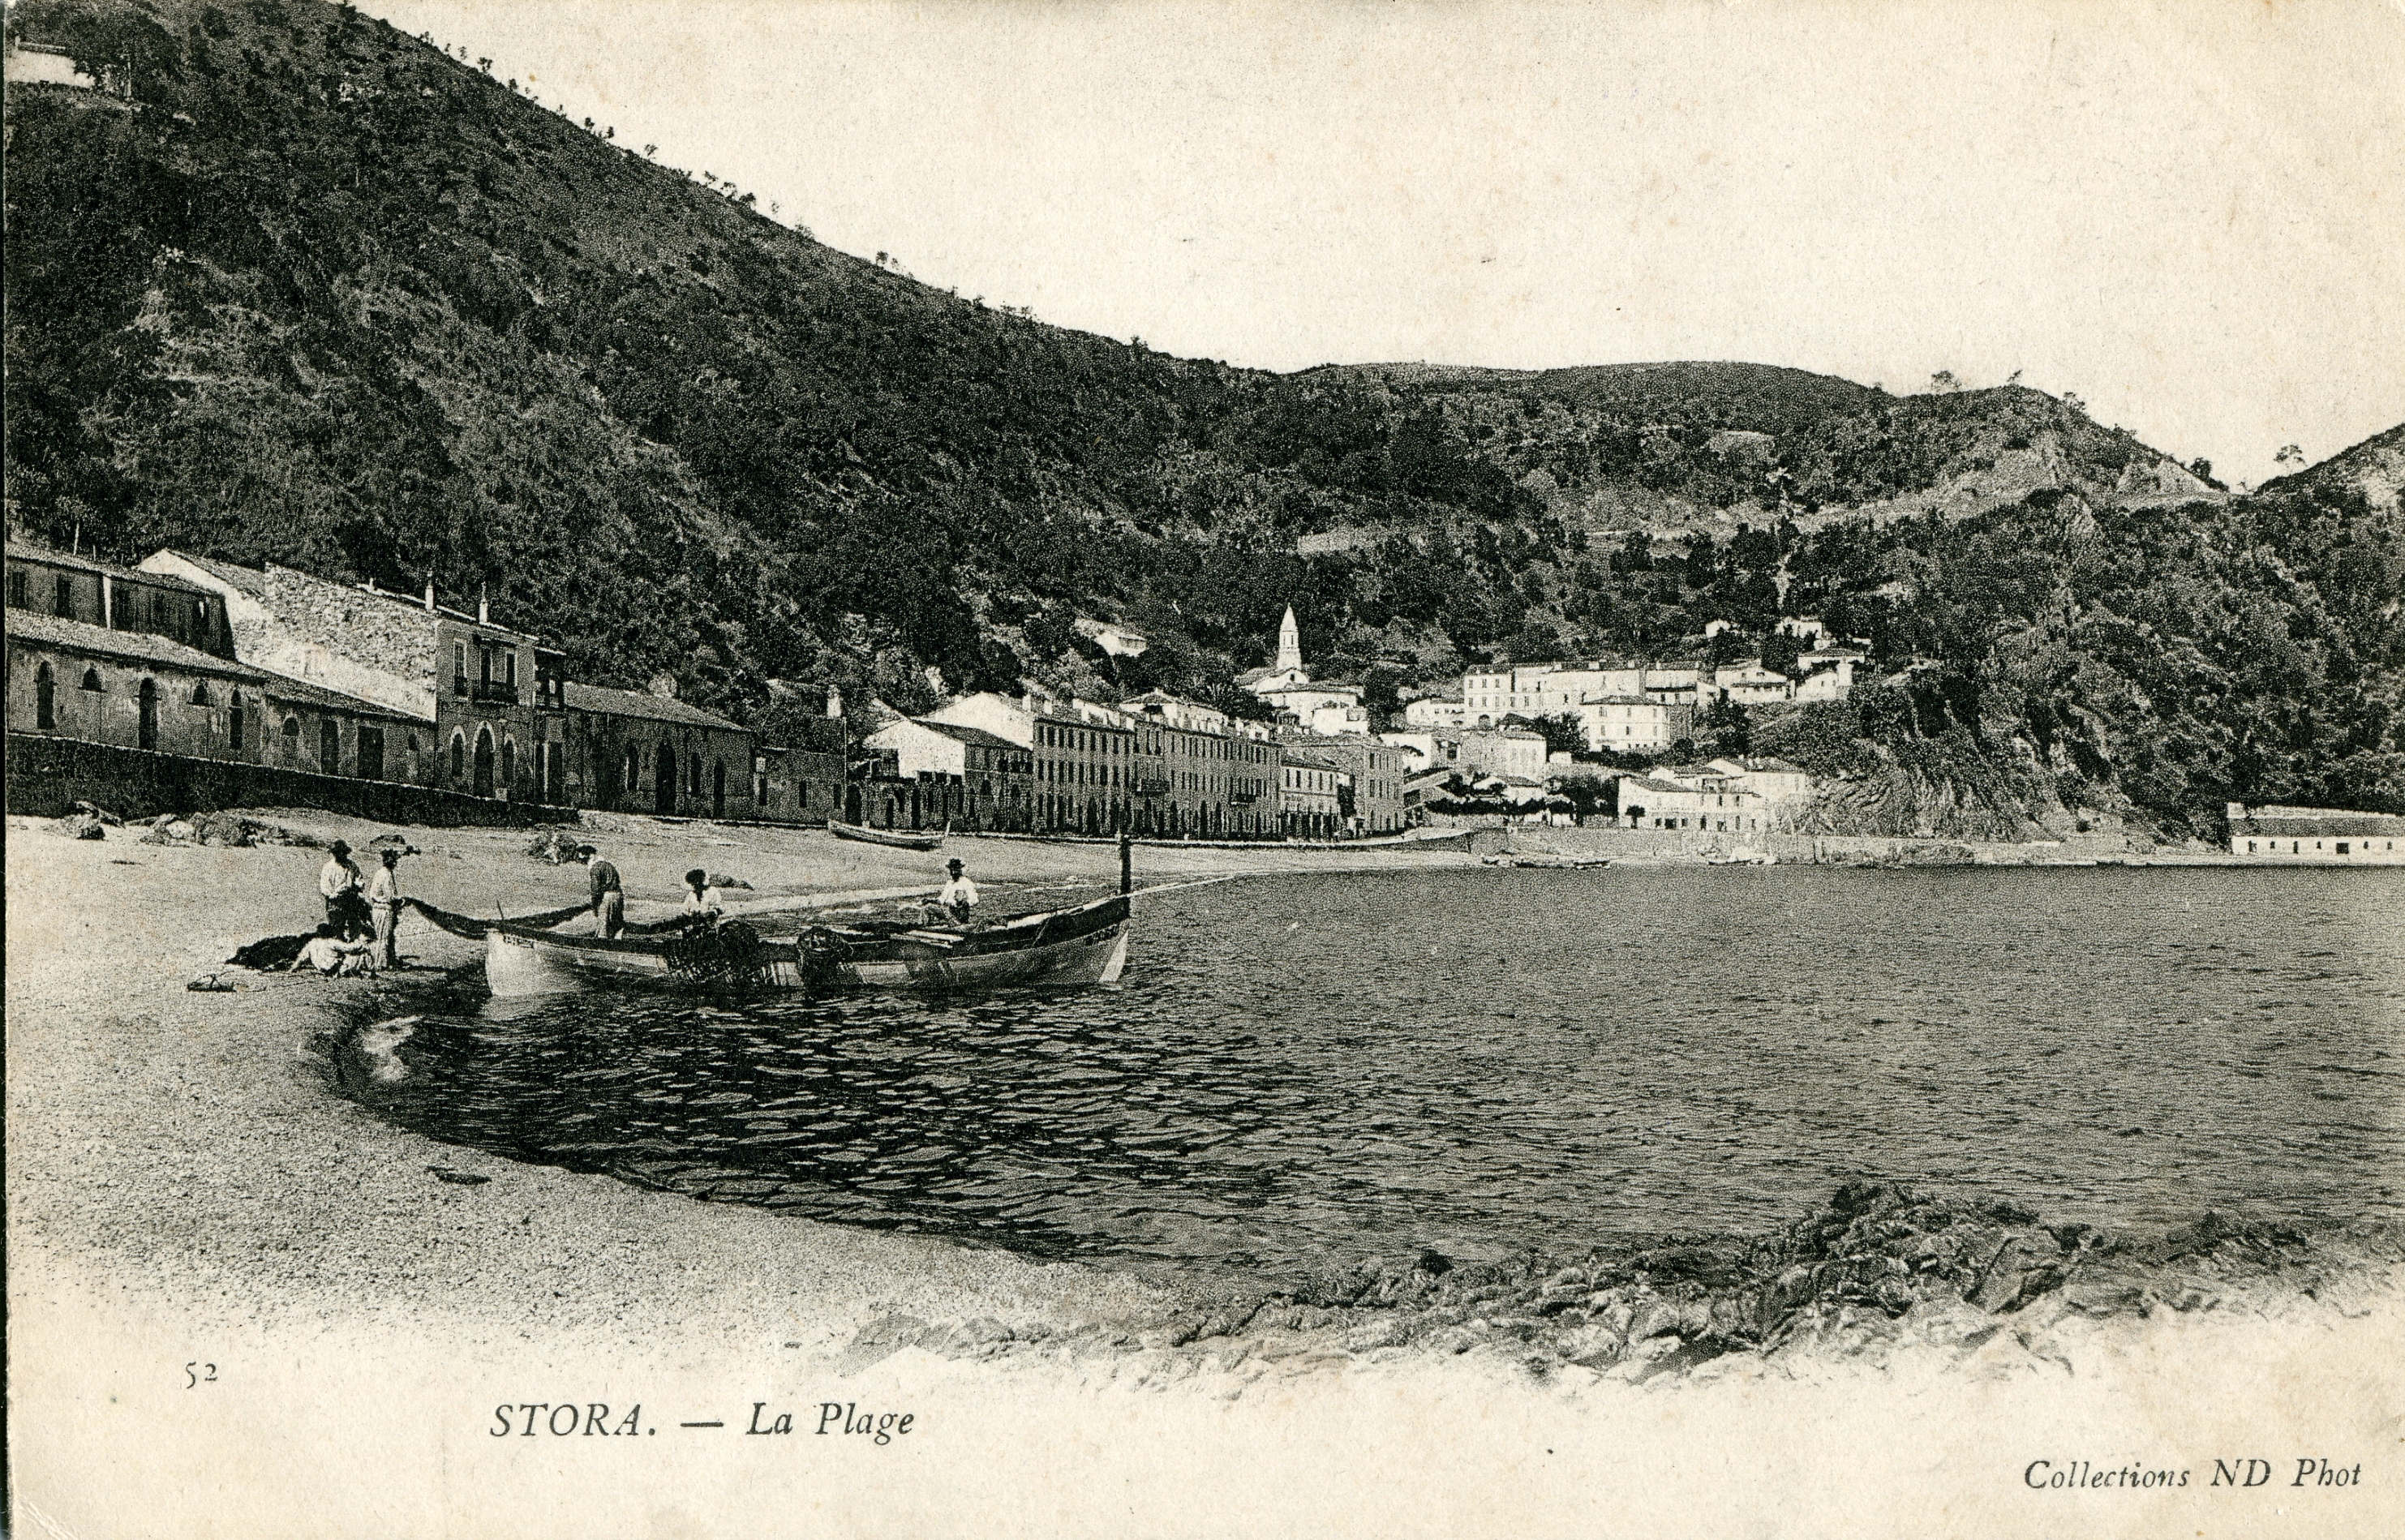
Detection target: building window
<box><xmin>35</xmin><ymin>662</ymin><xmax>56</xmax><ymax>728</ymax></box>
<box><xmin>505</xmin><ymin>651</ymin><xmax>518</xmax><ymax>688</ymax></box>
<box><xmin>55</xmin><ymin>575</ymin><xmax>74</xmax><ymax>619</ymax></box>
<box><xmin>191</xmin><ymin>682</ymin><xmax>213</xmax><ymax>706</ymax></box>
<box><xmin>79</xmin><ymin>667</ymin><xmax>102</xmax><ymax>693</ymax></box>
<box><xmin>500</xmin><ymin>736</ymin><xmax>517</xmax><ymax>791</ymax></box>
<box><xmin>454</xmin><ymin>643</ymin><xmax>468</xmax><ymax>696</ymax></box>
<box><xmin>6</xmin><ymin>569</ymin><xmax>24</xmax><ymax>608</ymax></box>
<box><xmin>320</xmin><ymin>718</ymin><xmax>341</xmax><ymax>774</ymax></box>
<box><xmin>281</xmin><ymin>717</ymin><xmax>302</xmax><ymax>762</ymax></box>
<box><xmin>230</xmin><ymin>693</ymin><xmax>246</xmax><ymax>749</ymax></box>
<box><xmin>450</xmin><ymin>731</ymin><xmax>466</xmax><ymax>783</ymax></box>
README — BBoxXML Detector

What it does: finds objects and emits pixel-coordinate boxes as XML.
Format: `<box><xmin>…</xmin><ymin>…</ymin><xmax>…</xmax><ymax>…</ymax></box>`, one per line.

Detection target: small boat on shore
<box><xmin>827</xmin><ymin>819</ymin><xmax>946</xmax><ymax>852</ymax></box>
<box><xmin>411</xmin><ymin>894</ymin><xmax>1129</xmax><ymax>998</ymax></box>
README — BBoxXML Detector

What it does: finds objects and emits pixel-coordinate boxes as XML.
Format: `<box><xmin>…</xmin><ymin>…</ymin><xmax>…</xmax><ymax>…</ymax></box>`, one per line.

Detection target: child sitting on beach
<box><xmin>290</xmin><ymin>923</ymin><xmax>376</xmax><ymax>977</ymax></box>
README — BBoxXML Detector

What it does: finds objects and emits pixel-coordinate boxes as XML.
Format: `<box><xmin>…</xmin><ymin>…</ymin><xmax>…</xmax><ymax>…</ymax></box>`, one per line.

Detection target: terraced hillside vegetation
<box><xmin>5</xmin><ymin>0</ymin><xmax>2399</xmax><ymax>834</ymax></box>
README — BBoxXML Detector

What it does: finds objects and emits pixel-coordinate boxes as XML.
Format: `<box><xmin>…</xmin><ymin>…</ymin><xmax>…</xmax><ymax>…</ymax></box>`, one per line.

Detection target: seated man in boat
<box><xmin>289</xmin><ymin>923</ymin><xmax>376</xmax><ymax>977</ymax></box>
<box><xmin>925</xmin><ymin>858</ymin><xmax>980</xmax><ymax>927</ymax></box>
<box><xmin>582</xmin><ymin>846</ymin><xmax>626</xmax><ymax>938</ymax></box>
<box><xmin>681</xmin><ymin>868</ymin><xmax>726</xmax><ymax>925</ymax></box>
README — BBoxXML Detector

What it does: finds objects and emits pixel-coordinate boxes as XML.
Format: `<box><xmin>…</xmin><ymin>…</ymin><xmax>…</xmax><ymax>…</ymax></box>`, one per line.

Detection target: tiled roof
<box><xmin>144</xmin><ymin>548</ymin><xmax>269</xmax><ymax>595</ymax></box>
<box><xmin>11</xmin><ymin>541</ymin><xmax>211</xmax><ymax>593</ymax></box>
<box><xmin>252</xmin><ymin>669</ymin><xmax>431</xmax><ymax>723</ymax></box>
<box><xmin>1621</xmin><ymin>775</ymin><xmax>1694</xmax><ymax>795</ymax></box>
<box><xmin>2231</xmin><ymin>809</ymin><xmax>2405</xmax><ymax>836</ymax></box>
<box><xmin>563</xmin><ymin>682</ymin><xmax>744</xmax><ymax>732</ymax></box>
<box><xmin>152</xmin><ymin>549</ymin><xmax>543</xmax><ymax>641</ymax></box>
<box><xmin>916</xmin><ymin>719</ymin><xmax>1020</xmax><ymax>751</ymax></box>
<box><xmin>5</xmin><ymin>609</ymin><xmax>264</xmax><ymax>678</ymax></box>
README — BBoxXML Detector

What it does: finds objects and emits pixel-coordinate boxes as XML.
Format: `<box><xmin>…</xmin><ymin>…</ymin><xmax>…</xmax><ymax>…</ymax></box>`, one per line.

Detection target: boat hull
<box><xmin>827</xmin><ymin>820</ymin><xmax>945</xmax><ymax>852</ymax></box>
<box><xmin>481</xmin><ymin>896</ymin><xmax>1129</xmax><ymax>999</ymax></box>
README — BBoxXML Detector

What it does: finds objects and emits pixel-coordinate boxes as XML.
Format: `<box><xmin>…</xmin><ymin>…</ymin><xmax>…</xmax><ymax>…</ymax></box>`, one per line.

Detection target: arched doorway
<box><xmin>654</xmin><ymin>741</ymin><xmax>677</xmax><ymax>815</ymax></box>
<box><xmin>35</xmin><ymin>663</ymin><xmax>55</xmax><ymax>730</ymax></box>
<box><xmin>137</xmin><ymin>679</ymin><xmax>159</xmax><ymax>751</ymax></box>
<box><xmin>472</xmin><ymin>727</ymin><xmax>496</xmax><ymax>797</ymax></box>
<box><xmin>500</xmin><ymin>737</ymin><xmax>517</xmax><ymax>796</ymax></box>
<box><xmin>711</xmin><ymin>759</ymin><xmax>726</xmax><ymax>818</ymax></box>
<box><xmin>320</xmin><ymin>718</ymin><xmax>341</xmax><ymax>774</ymax></box>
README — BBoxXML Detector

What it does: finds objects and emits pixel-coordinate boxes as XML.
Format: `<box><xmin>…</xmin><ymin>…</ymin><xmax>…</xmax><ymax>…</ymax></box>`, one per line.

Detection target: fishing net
<box><xmin>662</xmin><ymin>920</ymin><xmax>772</xmax><ymax>987</ymax></box>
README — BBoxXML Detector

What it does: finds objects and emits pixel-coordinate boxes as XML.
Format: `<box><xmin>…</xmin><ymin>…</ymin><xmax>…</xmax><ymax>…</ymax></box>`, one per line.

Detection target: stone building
<box><xmin>6</xmin><ymin>608</ymin><xmax>268</xmax><ymax>760</ymax></box>
<box><xmin>1119</xmin><ymin>689</ymin><xmax>1269</xmax><ymax>837</ymax></box>
<box><xmin>6</xmin><ymin>556</ymin><xmax>419</xmax><ymax>784</ymax></box>
<box><xmin>561</xmin><ymin>683</ymin><xmax>756</xmax><ymax>820</ymax></box>
<box><xmin>1574</xmin><ymin>693</ymin><xmax>1681</xmax><ymax>752</ymax></box>
<box><xmin>140</xmin><ymin>551</ymin><xmax>549</xmax><ymax>801</ymax></box>
<box><xmin>754</xmin><ymin>713</ymin><xmax>848</xmax><ymax>825</ymax></box>
<box><xmin>1289</xmin><ymin>731</ymin><xmax>1406</xmax><ymax>834</ymax></box>
<box><xmin>2225</xmin><ymin>803</ymin><xmax>2405</xmax><ymax>864</ymax></box>
<box><xmin>861</xmin><ymin>717</ymin><xmax>1035</xmax><ymax>831</ymax></box>
<box><xmin>11</xmin><ymin>542</ymin><xmax>238</xmax><ymax>659</ymax></box>
<box><xmin>1278</xmin><ymin>746</ymin><xmax>1344</xmax><ymax>838</ymax></box>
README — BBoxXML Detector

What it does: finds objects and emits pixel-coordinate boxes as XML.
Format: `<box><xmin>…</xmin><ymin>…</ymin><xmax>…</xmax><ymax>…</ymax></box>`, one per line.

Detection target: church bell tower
<box><xmin>1274</xmin><ymin>605</ymin><xmax>1303</xmax><ymax>676</ymax></box>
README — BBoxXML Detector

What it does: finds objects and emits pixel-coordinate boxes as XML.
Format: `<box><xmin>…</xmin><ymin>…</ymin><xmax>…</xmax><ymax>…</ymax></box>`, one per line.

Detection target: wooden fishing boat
<box><xmin>827</xmin><ymin>819</ymin><xmax>945</xmax><ymax>852</ymax></box>
<box><xmin>410</xmin><ymin>893</ymin><xmax>1129</xmax><ymax>998</ymax></box>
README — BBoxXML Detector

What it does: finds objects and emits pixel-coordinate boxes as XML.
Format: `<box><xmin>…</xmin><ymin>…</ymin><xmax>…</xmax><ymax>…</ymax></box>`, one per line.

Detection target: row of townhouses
<box><xmin>6</xmin><ymin>543</ymin><xmax>847</xmax><ymax>822</ymax></box>
<box><xmin>868</xmin><ymin>686</ymin><xmax>1407</xmax><ymax>839</ymax></box>
<box><xmin>1401</xmin><ymin>616</ymin><xmax>1868</xmax><ymax>754</ymax></box>
<box><xmin>5</xmin><ymin>548</ymin><xmax>1412</xmax><ymax>839</ymax></box>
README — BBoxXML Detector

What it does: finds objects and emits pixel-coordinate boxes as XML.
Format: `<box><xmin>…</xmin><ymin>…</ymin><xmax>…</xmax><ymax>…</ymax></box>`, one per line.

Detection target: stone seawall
<box><xmin>4</xmin><ymin>732</ymin><xmax>576</xmax><ymax>827</ymax></box>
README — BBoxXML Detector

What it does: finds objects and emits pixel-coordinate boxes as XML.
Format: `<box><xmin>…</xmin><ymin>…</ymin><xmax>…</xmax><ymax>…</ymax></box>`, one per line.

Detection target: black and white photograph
<box><xmin>6</xmin><ymin>1</ymin><xmax>2402</xmax><ymax>1535</ymax></box>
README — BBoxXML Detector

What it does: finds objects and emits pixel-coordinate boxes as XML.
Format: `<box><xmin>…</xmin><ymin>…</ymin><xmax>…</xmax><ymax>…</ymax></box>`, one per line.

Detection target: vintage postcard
<box><xmin>6</xmin><ymin>1</ymin><xmax>2401</xmax><ymax>1535</ymax></box>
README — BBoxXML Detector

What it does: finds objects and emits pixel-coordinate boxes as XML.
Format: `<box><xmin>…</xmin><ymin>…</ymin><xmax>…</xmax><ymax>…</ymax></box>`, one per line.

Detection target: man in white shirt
<box><xmin>365</xmin><ymin>848</ymin><xmax>406</xmax><ymax>969</ymax></box>
<box><xmin>319</xmin><ymin>840</ymin><xmax>366</xmax><ymax>937</ymax></box>
<box><xmin>935</xmin><ymin>859</ymin><xmax>979</xmax><ymax>925</ymax></box>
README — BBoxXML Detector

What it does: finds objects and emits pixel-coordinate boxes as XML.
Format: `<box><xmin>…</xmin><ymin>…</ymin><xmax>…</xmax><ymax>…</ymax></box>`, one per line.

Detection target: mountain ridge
<box><xmin>6</xmin><ymin>0</ymin><xmax>2399</xmax><ymax>830</ymax></box>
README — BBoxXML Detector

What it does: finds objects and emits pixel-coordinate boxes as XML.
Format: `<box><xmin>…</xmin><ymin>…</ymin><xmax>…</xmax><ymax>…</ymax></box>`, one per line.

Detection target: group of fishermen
<box><xmin>298</xmin><ymin>838</ymin><xmax>408</xmax><ymax>976</ymax></box>
<box><xmin>294</xmin><ymin>839</ymin><xmax>986</xmax><ymax>976</ymax></box>
<box><xmin>578</xmin><ymin>844</ymin><xmax>982</xmax><ymax>937</ymax></box>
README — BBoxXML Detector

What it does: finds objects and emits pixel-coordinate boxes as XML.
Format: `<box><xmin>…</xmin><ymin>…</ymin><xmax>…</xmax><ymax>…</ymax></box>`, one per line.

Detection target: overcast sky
<box><xmin>363</xmin><ymin>0</ymin><xmax>2403</xmax><ymax>487</ymax></box>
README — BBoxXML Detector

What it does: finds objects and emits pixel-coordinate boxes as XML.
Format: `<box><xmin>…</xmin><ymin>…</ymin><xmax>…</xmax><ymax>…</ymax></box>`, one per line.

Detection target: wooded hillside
<box><xmin>6</xmin><ymin>0</ymin><xmax>2398</xmax><ymax>832</ymax></box>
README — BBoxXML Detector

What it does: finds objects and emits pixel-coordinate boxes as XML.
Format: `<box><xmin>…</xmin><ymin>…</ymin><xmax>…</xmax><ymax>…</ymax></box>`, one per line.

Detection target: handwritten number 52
<box><xmin>184</xmin><ymin>1362</ymin><xmax>217</xmax><ymax>1388</ymax></box>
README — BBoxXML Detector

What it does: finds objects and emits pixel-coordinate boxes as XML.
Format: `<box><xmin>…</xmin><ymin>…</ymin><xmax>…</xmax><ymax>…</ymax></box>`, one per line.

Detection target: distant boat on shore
<box><xmin>828</xmin><ymin>819</ymin><xmax>945</xmax><ymax>852</ymax></box>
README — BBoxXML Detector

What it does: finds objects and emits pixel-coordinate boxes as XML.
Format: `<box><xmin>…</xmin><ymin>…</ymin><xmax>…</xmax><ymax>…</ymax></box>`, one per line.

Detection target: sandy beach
<box><xmin>8</xmin><ymin>809</ymin><xmax>2403</xmax><ymax>1539</ymax></box>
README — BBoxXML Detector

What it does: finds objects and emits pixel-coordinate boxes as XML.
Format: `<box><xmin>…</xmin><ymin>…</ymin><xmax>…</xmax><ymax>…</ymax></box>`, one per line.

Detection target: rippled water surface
<box><xmin>333</xmin><ymin>867</ymin><xmax>2405</xmax><ymax>1287</ymax></box>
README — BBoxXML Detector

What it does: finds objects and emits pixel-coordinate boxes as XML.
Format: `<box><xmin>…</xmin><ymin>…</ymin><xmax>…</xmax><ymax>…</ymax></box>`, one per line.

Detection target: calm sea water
<box><xmin>330</xmin><ymin>867</ymin><xmax>2405</xmax><ymax>1289</ymax></box>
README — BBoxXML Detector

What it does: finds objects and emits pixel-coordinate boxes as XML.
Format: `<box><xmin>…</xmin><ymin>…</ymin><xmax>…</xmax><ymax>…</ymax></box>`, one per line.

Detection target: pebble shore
<box><xmin>11</xmin><ymin>808</ymin><xmax>2403</xmax><ymax>1538</ymax></box>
